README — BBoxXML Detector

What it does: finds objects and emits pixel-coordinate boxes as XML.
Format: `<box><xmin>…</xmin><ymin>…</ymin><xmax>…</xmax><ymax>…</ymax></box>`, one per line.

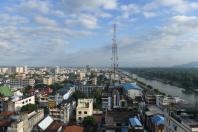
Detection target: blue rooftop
<box><xmin>151</xmin><ymin>115</ymin><xmax>164</xmax><ymax>125</ymax></box>
<box><xmin>129</xmin><ymin>117</ymin><xmax>142</xmax><ymax>127</ymax></box>
<box><xmin>123</xmin><ymin>83</ymin><xmax>142</xmax><ymax>91</ymax></box>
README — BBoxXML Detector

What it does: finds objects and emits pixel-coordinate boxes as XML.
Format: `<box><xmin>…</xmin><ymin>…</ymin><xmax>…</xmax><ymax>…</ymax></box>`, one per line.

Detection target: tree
<box><xmin>72</xmin><ymin>90</ymin><xmax>86</xmax><ymax>101</ymax></box>
<box><xmin>83</xmin><ymin>116</ymin><xmax>97</xmax><ymax>127</ymax></box>
<box><xmin>21</xmin><ymin>104</ymin><xmax>37</xmax><ymax>113</ymax></box>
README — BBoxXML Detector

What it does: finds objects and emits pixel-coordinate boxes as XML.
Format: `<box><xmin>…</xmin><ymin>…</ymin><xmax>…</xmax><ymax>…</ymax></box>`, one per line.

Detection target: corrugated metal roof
<box><xmin>151</xmin><ymin>115</ymin><xmax>164</xmax><ymax>125</ymax></box>
<box><xmin>38</xmin><ymin>116</ymin><xmax>54</xmax><ymax>130</ymax></box>
<box><xmin>129</xmin><ymin>117</ymin><xmax>142</xmax><ymax>127</ymax></box>
<box><xmin>123</xmin><ymin>83</ymin><xmax>142</xmax><ymax>91</ymax></box>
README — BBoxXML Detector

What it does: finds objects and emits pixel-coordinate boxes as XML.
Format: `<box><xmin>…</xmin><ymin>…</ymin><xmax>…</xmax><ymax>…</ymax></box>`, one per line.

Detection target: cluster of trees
<box><xmin>124</xmin><ymin>68</ymin><xmax>198</xmax><ymax>90</ymax></box>
<box><xmin>21</xmin><ymin>104</ymin><xmax>37</xmax><ymax>113</ymax></box>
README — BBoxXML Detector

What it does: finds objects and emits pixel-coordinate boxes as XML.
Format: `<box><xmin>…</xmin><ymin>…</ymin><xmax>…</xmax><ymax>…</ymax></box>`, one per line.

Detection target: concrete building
<box><xmin>8</xmin><ymin>95</ymin><xmax>35</xmax><ymax>111</ymax></box>
<box><xmin>102</xmin><ymin>92</ymin><xmax>112</xmax><ymax>110</ymax></box>
<box><xmin>123</xmin><ymin>82</ymin><xmax>143</xmax><ymax>99</ymax></box>
<box><xmin>76</xmin><ymin>99</ymin><xmax>93</xmax><ymax>123</ymax></box>
<box><xmin>49</xmin><ymin>99</ymin><xmax>76</xmax><ymax>124</ymax></box>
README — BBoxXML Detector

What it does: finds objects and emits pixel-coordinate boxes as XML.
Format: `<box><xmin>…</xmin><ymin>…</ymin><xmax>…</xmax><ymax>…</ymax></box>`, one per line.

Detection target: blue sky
<box><xmin>0</xmin><ymin>0</ymin><xmax>198</xmax><ymax>67</ymax></box>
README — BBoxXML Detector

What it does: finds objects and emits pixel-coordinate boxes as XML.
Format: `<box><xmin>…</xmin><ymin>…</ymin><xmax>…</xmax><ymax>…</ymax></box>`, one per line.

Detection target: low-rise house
<box><xmin>76</xmin><ymin>99</ymin><xmax>93</xmax><ymax>123</ymax></box>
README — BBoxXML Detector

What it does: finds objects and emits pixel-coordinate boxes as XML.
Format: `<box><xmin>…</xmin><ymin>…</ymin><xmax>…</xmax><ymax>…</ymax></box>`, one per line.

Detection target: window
<box><xmin>29</xmin><ymin>99</ymin><xmax>31</xmax><ymax>101</ymax></box>
<box><xmin>78</xmin><ymin>111</ymin><xmax>81</xmax><ymax>114</ymax></box>
<box><xmin>22</xmin><ymin>101</ymin><xmax>24</xmax><ymax>104</ymax></box>
<box><xmin>84</xmin><ymin>111</ymin><xmax>87</xmax><ymax>114</ymax></box>
<box><xmin>78</xmin><ymin>117</ymin><xmax>82</xmax><ymax>120</ymax></box>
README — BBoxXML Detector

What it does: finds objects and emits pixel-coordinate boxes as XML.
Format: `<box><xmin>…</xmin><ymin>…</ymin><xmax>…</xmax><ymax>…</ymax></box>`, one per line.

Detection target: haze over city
<box><xmin>0</xmin><ymin>0</ymin><xmax>198</xmax><ymax>67</ymax></box>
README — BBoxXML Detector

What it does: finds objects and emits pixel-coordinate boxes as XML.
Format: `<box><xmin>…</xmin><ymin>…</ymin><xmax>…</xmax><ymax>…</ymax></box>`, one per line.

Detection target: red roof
<box><xmin>64</xmin><ymin>125</ymin><xmax>84</xmax><ymax>132</ymax></box>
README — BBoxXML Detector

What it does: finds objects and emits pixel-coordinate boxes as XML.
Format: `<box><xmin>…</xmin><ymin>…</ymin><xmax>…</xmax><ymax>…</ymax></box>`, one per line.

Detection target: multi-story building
<box><xmin>8</xmin><ymin>95</ymin><xmax>35</xmax><ymax>111</ymax></box>
<box><xmin>11</xmin><ymin>66</ymin><xmax>27</xmax><ymax>74</ymax></box>
<box><xmin>49</xmin><ymin>99</ymin><xmax>76</xmax><ymax>124</ymax></box>
<box><xmin>9</xmin><ymin>78</ymin><xmax>35</xmax><ymax>89</ymax></box>
<box><xmin>76</xmin><ymin>99</ymin><xmax>93</xmax><ymax>123</ymax></box>
<box><xmin>102</xmin><ymin>92</ymin><xmax>112</xmax><ymax>110</ymax></box>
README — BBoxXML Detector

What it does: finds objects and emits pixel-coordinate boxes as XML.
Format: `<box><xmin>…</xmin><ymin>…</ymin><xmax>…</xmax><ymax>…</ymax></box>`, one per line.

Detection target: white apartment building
<box><xmin>8</xmin><ymin>95</ymin><xmax>35</xmax><ymax>111</ymax></box>
<box><xmin>76</xmin><ymin>99</ymin><xmax>93</xmax><ymax>123</ymax></box>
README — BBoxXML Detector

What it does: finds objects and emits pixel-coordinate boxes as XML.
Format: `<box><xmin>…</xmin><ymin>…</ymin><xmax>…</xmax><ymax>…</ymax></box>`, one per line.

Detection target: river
<box><xmin>130</xmin><ymin>74</ymin><xmax>198</xmax><ymax>108</ymax></box>
<box><xmin>122</xmin><ymin>70</ymin><xmax>198</xmax><ymax>107</ymax></box>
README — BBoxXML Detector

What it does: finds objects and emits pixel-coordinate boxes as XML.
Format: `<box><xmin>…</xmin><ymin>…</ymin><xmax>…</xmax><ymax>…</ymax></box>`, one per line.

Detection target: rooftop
<box><xmin>45</xmin><ymin>121</ymin><xmax>62</xmax><ymax>132</ymax></box>
<box><xmin>129</xmin><ymin>117</ymin><xmax>142</xmax><ymax>127</ymax></box>
<box><xmin>123</xmin><ymin>83</ymin><xmax>142</xmax><ymax>91</ymax></box>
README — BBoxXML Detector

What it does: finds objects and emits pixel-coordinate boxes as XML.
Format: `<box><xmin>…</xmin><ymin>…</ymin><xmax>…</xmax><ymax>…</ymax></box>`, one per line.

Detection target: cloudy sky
<box><xmin>0</xmin><ymin>0</ymin><xmax>198</xmax><ymax>67</ymax></box>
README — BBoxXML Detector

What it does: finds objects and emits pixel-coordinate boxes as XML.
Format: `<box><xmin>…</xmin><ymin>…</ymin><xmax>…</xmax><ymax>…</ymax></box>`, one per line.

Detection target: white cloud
<box><xmin>0</xmin><ymin>14</ymin><xmax>29</xmax><ymax>25</ymax></box>
<box><xmin>65</xmin><ymin>15</ymin><xmax>98</xmax><ymax>29</ymax></box>
<box><xmin>35</xmin><ymin>15</ymin><xmax>57</xmax><ymax>27</ymax></box>
<box><xmin>143</xmin><ymin>12</ymin><xmax>158</xmax><ymax>18</ymax></box>
<box><xmin>144</xmin><ymin>0</ymin><xmax>198</xmax><ymax>13</ymax></box>
<box><xmin>120</xmin><ymin>4</ymin><xmax>140</xmax><ymax>19</ymax></box>
<box><xmin>62</xmin><ymin>0</ymin><xmax>118</xmax><ymax>12</ymax></box>
<box><xmin>172</xmin><ymin>15</ymin><xmax>197</xmax><ymax>23</ymax></box>
<box><xmin>20</xmin><ymin>1</ymin><xmax>50</xmax><ymax>14</ymax></box>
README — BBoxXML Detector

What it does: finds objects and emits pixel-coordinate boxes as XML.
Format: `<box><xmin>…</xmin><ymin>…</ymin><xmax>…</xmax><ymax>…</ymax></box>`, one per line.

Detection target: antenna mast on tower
<box><xmin>111</xmin><ymin>24</ymin><xmax>118</xmax><ymax>85</ymax></box>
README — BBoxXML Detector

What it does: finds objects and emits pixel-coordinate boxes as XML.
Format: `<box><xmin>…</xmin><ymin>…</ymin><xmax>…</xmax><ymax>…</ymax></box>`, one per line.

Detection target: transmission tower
<box><xmin>111</xmin><ymin>24</ymin><xmax>118</xmax><ymax>85</ymax></box>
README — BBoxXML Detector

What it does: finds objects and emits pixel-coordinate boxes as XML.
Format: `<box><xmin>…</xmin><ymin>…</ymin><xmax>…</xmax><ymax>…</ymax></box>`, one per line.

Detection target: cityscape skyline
<box><xmin>0</xmin><ymin>0</ymin><xmax>198</xmax><ymax>67</ymax></box>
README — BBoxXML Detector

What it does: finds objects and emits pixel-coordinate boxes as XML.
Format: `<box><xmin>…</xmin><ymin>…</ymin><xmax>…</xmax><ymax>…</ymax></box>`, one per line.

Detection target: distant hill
<box><xmin>173</xmin><ymin>62</ymin><xmax>198</xmax><ymax>68</ymax></box>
